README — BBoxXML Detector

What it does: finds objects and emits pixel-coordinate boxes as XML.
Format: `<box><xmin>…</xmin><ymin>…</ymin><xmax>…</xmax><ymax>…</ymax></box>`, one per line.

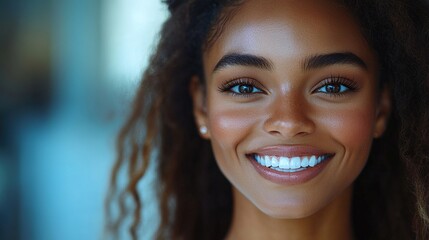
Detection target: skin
<box><xmin>191</xmin><ymin>0</ymin><xmax>391</xmax><ymax>239</ymax></box>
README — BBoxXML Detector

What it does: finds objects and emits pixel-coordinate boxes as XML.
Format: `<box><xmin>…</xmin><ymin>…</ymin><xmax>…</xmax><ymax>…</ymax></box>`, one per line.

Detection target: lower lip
<box><xmin>249</xmin><ymin>156</ymin><xmax>332</xmax><ymax>185</ymax></box>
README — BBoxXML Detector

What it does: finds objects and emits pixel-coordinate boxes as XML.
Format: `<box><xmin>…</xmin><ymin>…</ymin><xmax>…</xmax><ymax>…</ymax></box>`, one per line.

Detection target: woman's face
<box><xmin>192</xmin><ymin>0</ymin><xmax>389</xmax><ymax>218</ymax></box>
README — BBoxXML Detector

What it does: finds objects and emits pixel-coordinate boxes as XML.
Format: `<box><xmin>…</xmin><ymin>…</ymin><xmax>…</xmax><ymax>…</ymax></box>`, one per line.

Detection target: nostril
<box><xmin>268</xmin><ymin>130</ymin><xmax>282</xmax><ymax>136</ymax></box>
<box><xmin>263</xmin><ymin>97</ymin><xmax>316</xmax><ymax>137</ymax></box>
<box><xmin>263</xmin><ymin>115</ymin><xmax>315</xmax><ymax>137</ymax></box>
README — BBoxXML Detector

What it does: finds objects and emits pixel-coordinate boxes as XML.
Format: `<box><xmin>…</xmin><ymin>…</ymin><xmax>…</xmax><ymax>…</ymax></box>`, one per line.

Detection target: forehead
<box><xmin>203</xmin><ymin>0</ymin><xmax>378</xmax><ymax>74</ymax></box>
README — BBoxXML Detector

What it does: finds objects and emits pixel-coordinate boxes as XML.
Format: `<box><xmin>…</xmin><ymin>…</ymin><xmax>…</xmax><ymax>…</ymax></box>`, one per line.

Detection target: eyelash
<box><xmin>218</xmin><ymin>78</ymin><xmax>264</xmax><ymax>97</ymax></box>
<box><xmin>314</xmin><ymin>76</ymin><xmax>359</xmax><ymax>97</ymax></box>
<box><xmin>218</xmin><ymin>76</ymin><xmax>358</xmax><ymax>97</ymax></box>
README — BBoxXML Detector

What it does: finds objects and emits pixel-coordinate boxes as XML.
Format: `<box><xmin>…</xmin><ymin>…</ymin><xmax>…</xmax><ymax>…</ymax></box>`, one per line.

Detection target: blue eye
<box><xmin>230</xmin><ymin>84</ymin><xmax>263</xmax><ymax>94</ymax></box>
<box><xmin>315</xmin><ymin>77</ymin><xmax>358</xmax><ymax>96</ymax></box>
<box><xmin>317</xmin><ymin>83</ymin><xmax>350</xmax><ymax>94</ymax></box>
<box><xmin>218</xmin><ymin>78</ymin><xmax>265</xmax><ymax>96</ymax></box>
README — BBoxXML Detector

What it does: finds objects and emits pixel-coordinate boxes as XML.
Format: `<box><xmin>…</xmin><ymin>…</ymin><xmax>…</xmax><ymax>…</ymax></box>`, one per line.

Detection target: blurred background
<box><xmin>0</xmin><ymin>0</ymin><xmax>168</xmax><ymax>239</ymax></box>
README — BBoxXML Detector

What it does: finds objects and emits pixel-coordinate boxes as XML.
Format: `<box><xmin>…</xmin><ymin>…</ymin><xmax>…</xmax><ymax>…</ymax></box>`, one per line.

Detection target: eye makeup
<box><xmin>217</xmin><ymin>74</ymin><xmax>360</xmax><ymax>98</ymax></box>
<box><xmin>217</xmin><ymin>77</ymin><xmax>266</xmax><ymax>97</ymax></box>
<box><xmin>312</xmin><ymin>75</ymin><xmax>360</xmax><ymax>98</ymax></box>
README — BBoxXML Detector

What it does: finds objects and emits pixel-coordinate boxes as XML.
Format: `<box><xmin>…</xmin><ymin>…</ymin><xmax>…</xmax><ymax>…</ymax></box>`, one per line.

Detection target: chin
<box><xmin>266</xmin><ymin>208</ymin><xmax>319</xmax><ymax>220</ymax></box>
<box><xmin>254</xmin><ymin>197</ymin><xmax>323</xmax><ymax>220</ymax></box>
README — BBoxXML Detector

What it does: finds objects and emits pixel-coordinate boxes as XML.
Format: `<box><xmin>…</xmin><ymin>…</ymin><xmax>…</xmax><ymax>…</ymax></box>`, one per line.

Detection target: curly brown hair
<box><xmin>105</xmin><ymin>0</ymin><xmax>429</xmax><ymax>239</ymax></box>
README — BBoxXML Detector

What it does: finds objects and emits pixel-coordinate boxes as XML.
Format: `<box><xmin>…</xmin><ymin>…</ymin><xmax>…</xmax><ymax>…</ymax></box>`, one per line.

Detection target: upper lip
<box><xmin>247</xmin><ymin>145</ymin><xmax>331</xmax><ymax>158</ymax></box>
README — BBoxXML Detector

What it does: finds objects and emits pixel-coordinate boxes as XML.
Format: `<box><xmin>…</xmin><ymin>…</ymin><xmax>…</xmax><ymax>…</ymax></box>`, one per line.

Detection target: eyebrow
<box><xmin>212</xmin><ymin>52</ymin><xmax>367</xmax><ymax>73</ymax></box>
<box><xmin>213</xmin><ymin>53</ymin><xmax>273</xmax><ymax>72</ymax></box>
<box><xmin>303</xmin><ymin>52</ymin><xmax>367</xmax><ymax>70</ymax></box>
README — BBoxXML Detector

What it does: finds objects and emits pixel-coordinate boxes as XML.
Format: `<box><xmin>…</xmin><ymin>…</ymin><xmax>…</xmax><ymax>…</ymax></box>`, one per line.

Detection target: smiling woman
<box><xmin>191</xmin><ymin>2</ymin><xmax>386</xmax><ymax>238</ymax></box>
<box><xmin>106</xmin><ymin>0</ymin><xmax>429</xmax><ymax>240</ymax></box>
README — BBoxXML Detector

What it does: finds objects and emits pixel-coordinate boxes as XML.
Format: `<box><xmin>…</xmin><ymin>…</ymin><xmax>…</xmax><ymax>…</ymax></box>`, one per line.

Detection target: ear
<box><xmin>373</xmin><ymin>86</ymin><xmax>391</xmax><ymax>138</ymax></box>
<box><xmin>189</xmin><ymin>76</ymin><xmax>210</xmax><ymax>139</ymax></box>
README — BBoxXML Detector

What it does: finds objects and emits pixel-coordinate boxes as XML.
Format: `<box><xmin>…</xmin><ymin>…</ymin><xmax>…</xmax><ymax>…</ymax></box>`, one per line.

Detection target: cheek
<box><xmin>316</xmin><ymin>86</ymin><xmax>378</xmax><ymax>154</ymax></box>
<box><xmin>207</xmin><ymin>104</ymin><xmax>258</xmax><ymax>154</ymax></box>
<box><xmin>319</xmin><ymin>102</ymin><xmax>377</xmax><ymax>186</ymax></box>
<box><xmin>323</xmin><ymin>106</ymin><xmax>376</xmax><ymax>149</ymax></box>
<box><xmin>206</xmin><ymin>107</ymin><xmax>251</xmax><ymax>185</ymax></box>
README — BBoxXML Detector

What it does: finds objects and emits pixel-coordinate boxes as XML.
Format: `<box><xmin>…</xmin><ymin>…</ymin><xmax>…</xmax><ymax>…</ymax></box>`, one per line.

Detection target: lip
<box><xmin>247</xmin><ymin>145</ymin><xmax>334</xmax><ymax>185</ymax></box>
<box><xmin>249</xmin><ymin>145</ymin><xmax>328</xmax><ymax>158</ymax></box>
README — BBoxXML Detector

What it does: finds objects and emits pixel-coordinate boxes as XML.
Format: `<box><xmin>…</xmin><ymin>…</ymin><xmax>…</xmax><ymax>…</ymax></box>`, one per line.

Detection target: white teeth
<box><xmin>279</xmin><ymin>157</ymin><xmax>290</xmax><ymax>169</ymax></box>
<box><xmin>266</xmin><ymin>156</ymin><xmax>272</xmax><ymax>167</ymax></box>
<box><xmin>291</xmin><ymin>157</ymin><xmax>301</xmax><ymax>169</ymax></box>
<box><xmin>264</xmin><ymin>156</ymin><xmax>270</xmax><ymax>166</ymax></box>
<box><xmin>309</xmin><ymin>156</ymin><xmax>316</xmax><ymax>167</ymax></box>
<box><xmin>254</xmin><ymin>154</ymin><xmax>330</xmax><ymax>171</ymax></box>
<box><xmin>301</xmin><ymin>156</ymin><xmax>309</xmax><ymax>167</ymax></box>
<box><xmin>272</xmin><ymin>157</ymin><xmax>279</xmax><ymax>167</ymax></box>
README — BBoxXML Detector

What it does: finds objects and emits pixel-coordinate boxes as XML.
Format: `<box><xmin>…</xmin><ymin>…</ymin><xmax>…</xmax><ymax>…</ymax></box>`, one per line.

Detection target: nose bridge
<box><xmin>264</xmin><ymin>91</ymin><xmax>315</xmax><ymax>137</ymax></box>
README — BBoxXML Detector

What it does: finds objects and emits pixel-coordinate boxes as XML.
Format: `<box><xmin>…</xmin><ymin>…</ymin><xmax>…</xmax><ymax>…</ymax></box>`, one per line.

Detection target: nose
<box><xmin>263</xmin><ymin>93</ymin><xmax>315</xmax><ymax>138</ymax></box>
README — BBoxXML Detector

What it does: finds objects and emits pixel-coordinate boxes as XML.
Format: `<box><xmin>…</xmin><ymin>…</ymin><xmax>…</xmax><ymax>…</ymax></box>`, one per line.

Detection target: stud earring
<box><xmin>199</xmin><ymin>126</ymin><xmax>208</xmax><ymax>135</ymax></box>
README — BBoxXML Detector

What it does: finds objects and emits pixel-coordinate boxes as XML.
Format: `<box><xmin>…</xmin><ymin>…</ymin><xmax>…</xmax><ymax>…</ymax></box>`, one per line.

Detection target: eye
<box><xmin>218</xmin><ymin>78</ymin><xmax>265</xmax><ymax>96</ymax></box>
<box><xmin>230</xmin><ymin>84</ymin><xmax>263</xmax><ymax>94</ymax></box>
<box><xmin>317</xmin><ymin>83</ymin><xmax>349</xmax><ymax>94</ymax></box>
<box><xmin>314</xmin><ymin>76</ymin><xmax>358</xmax><ymax>96</ymax></box>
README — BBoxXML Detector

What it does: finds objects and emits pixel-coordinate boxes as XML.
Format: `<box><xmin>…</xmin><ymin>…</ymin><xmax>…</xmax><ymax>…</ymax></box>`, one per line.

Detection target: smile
<box><xmin>253</xmin><ymin>154</ymin><xmax>333</xmax><ymax>173</ymax></box>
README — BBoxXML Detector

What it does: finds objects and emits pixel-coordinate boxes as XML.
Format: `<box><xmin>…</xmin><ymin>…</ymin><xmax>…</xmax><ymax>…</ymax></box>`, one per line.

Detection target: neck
<box><xmin>225</xmin><ymin>187</ymin><xmax>354</xmax><ymax>240</ymax></box>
